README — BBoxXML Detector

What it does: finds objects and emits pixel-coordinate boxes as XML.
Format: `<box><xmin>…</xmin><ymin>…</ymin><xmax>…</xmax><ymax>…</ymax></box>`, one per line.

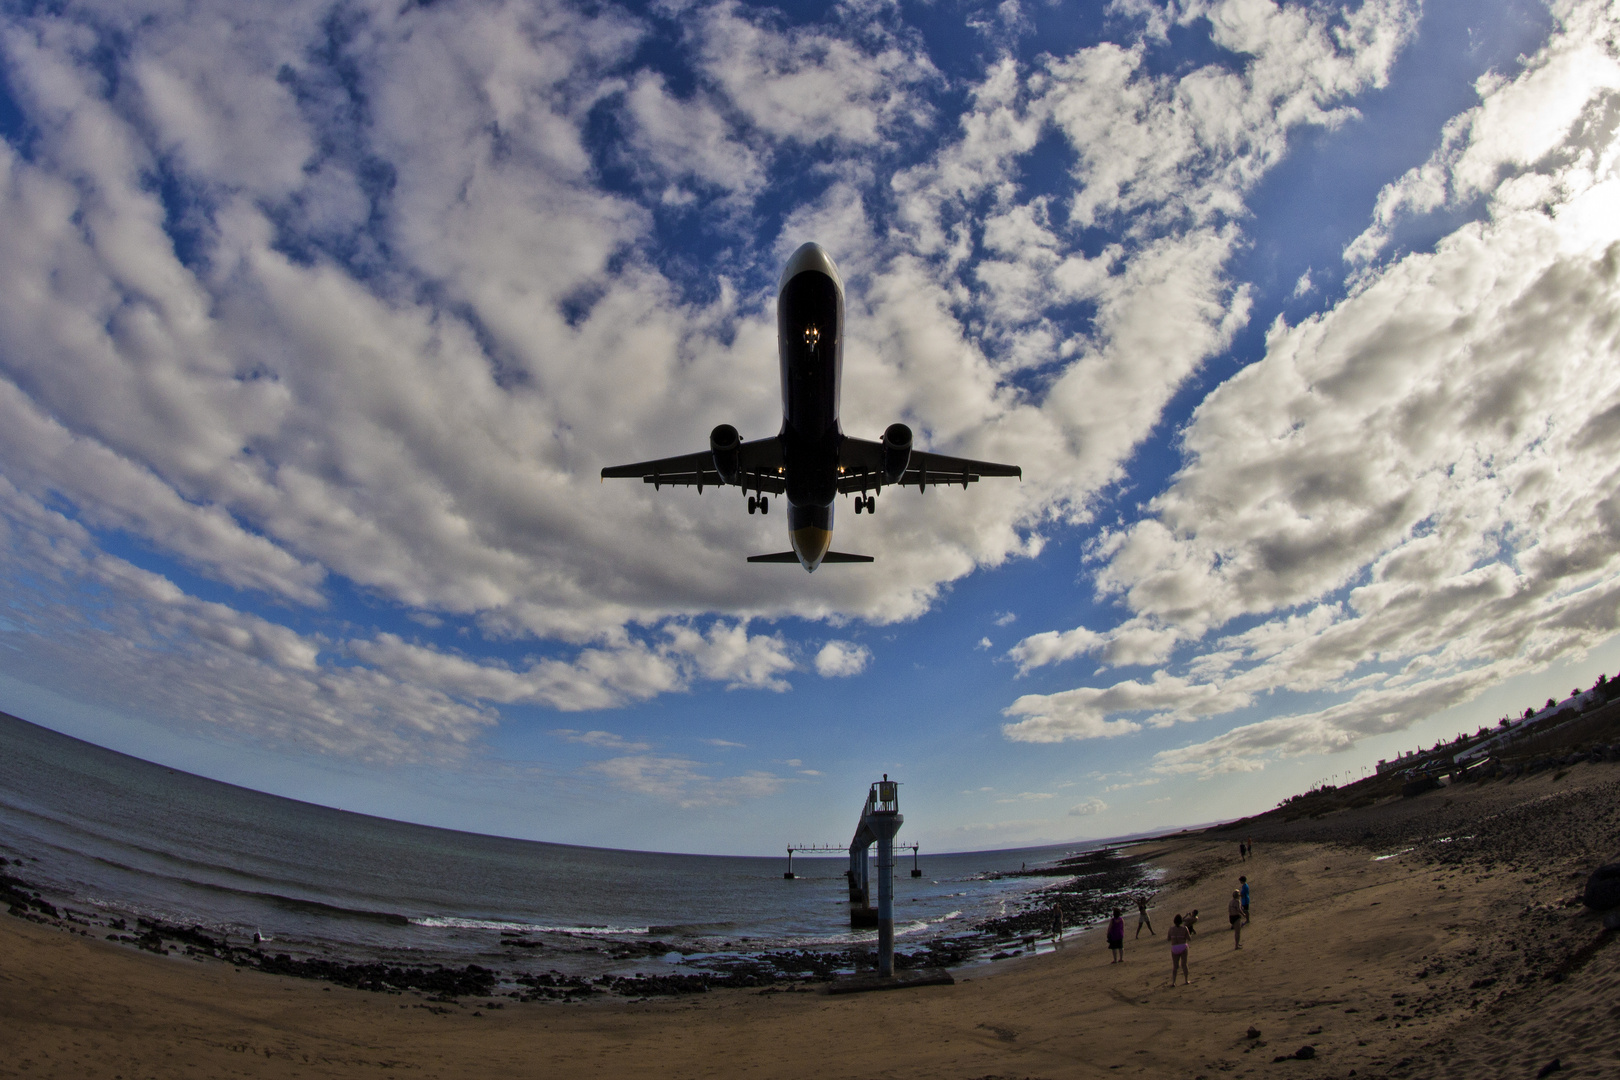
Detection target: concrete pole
<box><xmin>871</xmin><ymin>811</ymin><xmax>903</xmax><ymax>976</ymax></box>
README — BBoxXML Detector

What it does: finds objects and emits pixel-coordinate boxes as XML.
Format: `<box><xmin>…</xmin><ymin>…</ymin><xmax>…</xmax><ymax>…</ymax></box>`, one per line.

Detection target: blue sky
<box><xmin>4</xmin><ymin>0</ymin><xmax>1620</xmax><ymax>855</ymax></box>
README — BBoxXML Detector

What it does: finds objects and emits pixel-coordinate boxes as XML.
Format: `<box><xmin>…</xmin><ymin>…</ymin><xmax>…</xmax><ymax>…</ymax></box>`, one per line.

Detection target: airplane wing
<box><xmin>836</xmin><ymin>437</ymin><xmax>1020</xmax><ymax>493</ymax></box>
<box><xmin>601</xmin><ymin>437</ymin><xmax>785</xmax><ymax>493</ymax></box>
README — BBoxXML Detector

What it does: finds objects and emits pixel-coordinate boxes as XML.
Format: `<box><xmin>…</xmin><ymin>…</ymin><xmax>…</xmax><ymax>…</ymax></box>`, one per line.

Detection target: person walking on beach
<box><xmin>1185</xmin><ymin>908</ymin><xmax>1199</xmax><ymax>935</ymax></box>
<box><xmin>1239</xmin><ymin>840</ymin><xmax>1246</xmax><ymax>861</ymax></box>
<box><xmin>1107</xmin><ymin>908</ymin><xmax>1125</xmax><ymax>962</ymax></box>
<box><xmin>1229</xmin><ymin>890</ymin><xmax>1244</xmax><ymax>949</ymax></box>
<box><xmin>1240</xmin><ymin>875</ymin><xmax>1251</xmax><ymax>924</ymax></box>
<box><xmin>1051</xmin><ymin>902</ymin><xmax>1065</xmax><ymax>944</ymax></box>
<box><xmin>1135</xmin><ymin>892</ymin><xmax>1155</xmax><ymax>938</ymax></box>
<box><xmin>1167</xmin><ymin>913</ymin><xmax>1190</xmax><ymax>985</ymax></box>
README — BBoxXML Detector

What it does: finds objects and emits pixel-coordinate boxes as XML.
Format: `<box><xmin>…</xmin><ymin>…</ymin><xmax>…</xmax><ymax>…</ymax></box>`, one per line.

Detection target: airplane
<box><xmin>601</xmin><ymin>243</ymin><xmax>1021</xmax><ymax>571</ymax></box>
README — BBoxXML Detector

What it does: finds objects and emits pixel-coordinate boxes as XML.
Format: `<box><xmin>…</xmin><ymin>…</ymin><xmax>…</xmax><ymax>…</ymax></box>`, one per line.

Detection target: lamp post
<box><xmin>868</xmin><ymin>775</ymin><xmax>903</xmax><ymax>977</ymax></box>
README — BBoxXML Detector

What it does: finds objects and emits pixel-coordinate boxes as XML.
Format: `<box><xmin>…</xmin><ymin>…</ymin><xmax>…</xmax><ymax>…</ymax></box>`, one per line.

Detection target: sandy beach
<box><xmin>5</xmin><ymin>761</ymin><xmax>1618</xmax><ymax>1080</ymax></box>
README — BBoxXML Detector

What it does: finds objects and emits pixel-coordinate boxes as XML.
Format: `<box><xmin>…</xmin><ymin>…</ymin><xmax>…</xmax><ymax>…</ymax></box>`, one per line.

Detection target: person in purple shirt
<box><xmin>1107</xmin><ymin>908</ymin><xmax>1126</xmax><ymax>963</ymax></box>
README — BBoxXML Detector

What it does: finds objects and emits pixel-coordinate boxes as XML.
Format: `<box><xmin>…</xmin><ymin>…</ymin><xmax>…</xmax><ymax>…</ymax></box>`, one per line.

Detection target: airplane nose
<box><xmin>790</xmin><ymin>526</ymin><xmax>833</xmax><ymax>572</ymax></box>
<box><xmin>780</xmin><ymin>242</ymin><xmax>843</xmax><ymax>294</ymax></box>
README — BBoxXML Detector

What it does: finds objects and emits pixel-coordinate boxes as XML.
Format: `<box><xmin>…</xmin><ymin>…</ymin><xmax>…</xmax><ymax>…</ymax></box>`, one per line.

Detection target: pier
<box><xmin>784</xmin><ymin>842</ymin><xmax>919</xmax><ymax>880</ymax></box>
<box><xmin>786</xmin><ymin>774</ymin><xmax>950</xmax><ymax>988</ymax></box>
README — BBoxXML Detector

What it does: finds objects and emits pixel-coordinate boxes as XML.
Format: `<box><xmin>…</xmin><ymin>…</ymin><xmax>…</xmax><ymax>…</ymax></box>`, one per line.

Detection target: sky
<box><xmin>3</xmin><ymin>0</ymin><xmax>1620</xmax><ymax>856</ymax></box>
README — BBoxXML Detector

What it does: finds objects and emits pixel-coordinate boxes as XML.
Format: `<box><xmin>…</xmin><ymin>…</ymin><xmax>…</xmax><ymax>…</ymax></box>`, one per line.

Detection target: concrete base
<box><xmin>825</xmin><ymin>967</ymin><xmax>956</xmax><ymax>995</ymax></box>
<box><xmin>849</xmin><ymin>906</ymin><xmax>879</xmax><ymax>928</ymax></box>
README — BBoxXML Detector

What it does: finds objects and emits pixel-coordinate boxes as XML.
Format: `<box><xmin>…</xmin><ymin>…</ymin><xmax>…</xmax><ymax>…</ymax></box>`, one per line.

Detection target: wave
<box><xmin>411</xmin><ymin>916</ymin><xmax>650</xmax><ymax>936</ymax></box>
<box><xmin>65</xmin><ymin>855</ymin><xmax>415</xmax><ymax>926</ymax></box>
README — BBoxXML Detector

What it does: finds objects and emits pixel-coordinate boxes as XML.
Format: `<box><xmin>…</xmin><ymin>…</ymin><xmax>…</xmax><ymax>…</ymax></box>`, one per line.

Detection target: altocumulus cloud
<box><xmin>1007</xmin><ymin>0</ymin><xmax>1620</xmax><ymax>777</ymax></box>
<box><xmin>814</xmin><ymin>641</ymin><xmax>871</xmax><ymax>678</ymax></box>
<box><xmin>0</xmin><ymin>0</ymin><xmax>1449</xmax><ymax>770</ymax></box>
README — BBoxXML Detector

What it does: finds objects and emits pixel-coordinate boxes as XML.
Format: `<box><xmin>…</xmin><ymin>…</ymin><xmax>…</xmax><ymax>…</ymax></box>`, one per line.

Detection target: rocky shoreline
<box><xmin>0</xmin><ymin>847</ymin><xmax>1152</xmax><ymax>1002</ymax></box>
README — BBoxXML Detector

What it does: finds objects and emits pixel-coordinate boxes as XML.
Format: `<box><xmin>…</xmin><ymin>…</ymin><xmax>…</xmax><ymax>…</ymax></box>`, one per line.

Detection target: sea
<box><xmin>0</xmin><ymin>712</ymin><xmax>1153</xmax><ymax>986</ymax></box>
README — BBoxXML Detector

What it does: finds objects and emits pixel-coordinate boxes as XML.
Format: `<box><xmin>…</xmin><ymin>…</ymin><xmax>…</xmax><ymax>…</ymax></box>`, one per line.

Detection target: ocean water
<box><xmin>0</xmin><ymin>713</ymin><xmax>1134</xmax><ymax>981</ymax></box>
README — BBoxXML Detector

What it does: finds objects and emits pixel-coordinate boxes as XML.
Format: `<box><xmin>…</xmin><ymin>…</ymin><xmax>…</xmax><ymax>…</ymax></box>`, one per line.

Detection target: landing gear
<box><xmin>853</xmin><ymin>494</ymin><xmax>875</xmax><ymax>514</ymax></box>
<box><xmin>747</xmin><ymin>495</ymin><xmax>771</xmax><ymax>515</ymax></box>
<box><xmin>748</xmin><ymin>496</ymin><xmax>757</xmax><ymax>515</ymax></box>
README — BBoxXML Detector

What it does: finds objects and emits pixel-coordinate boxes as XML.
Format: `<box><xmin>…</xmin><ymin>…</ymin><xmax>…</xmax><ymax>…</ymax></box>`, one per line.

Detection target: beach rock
<box><xmin>1246</xmin><ymin>1026</ymin><xmax>1262</xmax><ymax>1039</ymax></box>
<box><xmin>1402</xmin><ymin>776</ymin><xmax>1440</xmax><ymax>798</ymax></box>
<box><xmin>1603</xmin><ymin>910</ymin><xmax>1620</xmax><ymax>931</ymax></box>
<box><xmin>1582</xmin><ymin>863</ymin><xmax>1620</xmax><ymax>910</ymax></box>
<box><xmin>1536</xmin><ymin>1059</ymin><xmax>1562</xmax><ymax>1078</ymax></box>
<box><xmin>1294</xmin><ymin>1045</ymin><xmax>1317</xmax><ymax>1060</ymax></box>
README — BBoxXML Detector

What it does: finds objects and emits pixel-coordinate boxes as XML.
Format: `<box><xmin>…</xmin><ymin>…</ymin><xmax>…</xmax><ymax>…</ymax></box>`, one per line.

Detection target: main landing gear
<box><xmin>748</xmin><ymin>496</ymin><xmax>769</xmax><ymax>515</ymax></box>
<box><xmin>853</xmin><ymin>495</ymin><xmax>875</xmax><ymax>514</ymax></box>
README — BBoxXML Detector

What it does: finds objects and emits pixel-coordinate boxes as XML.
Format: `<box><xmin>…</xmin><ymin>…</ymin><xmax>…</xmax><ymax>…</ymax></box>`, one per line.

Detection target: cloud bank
<box><xmin>1006</xmin><ymin>0</ymin><xmax>1620</xmax><ymax>776</ymax></box>
<box><xmin>0</xmin><ymin>0</ymin><xmax>1428</xmax><ymax>765</ymax></box>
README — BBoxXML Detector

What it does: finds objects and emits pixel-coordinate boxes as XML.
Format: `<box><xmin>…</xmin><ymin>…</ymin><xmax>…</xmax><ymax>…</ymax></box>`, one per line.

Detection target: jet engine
<box><xmin>881</xmin><ymin>423</ymin><xmax>912</xmax><ymax>484</ymax></box>
<box><xmin>710</xmin><ymin>424</ymin><xmax>741</xmax><ymax>484</ymax></box>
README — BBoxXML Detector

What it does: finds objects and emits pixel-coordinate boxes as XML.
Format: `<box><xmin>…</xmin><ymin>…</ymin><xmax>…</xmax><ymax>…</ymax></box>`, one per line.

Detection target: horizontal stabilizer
<box><xmin>747</xmin><ymin>551</ymin><xmax>875</xmax><ymax>563</ymax></box>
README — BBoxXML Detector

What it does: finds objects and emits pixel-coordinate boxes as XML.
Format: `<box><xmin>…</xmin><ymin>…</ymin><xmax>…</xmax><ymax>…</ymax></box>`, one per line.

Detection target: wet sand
<box><xmin>4</xmin><ymin>762</ymin><xmax>1618</xmax><ymax>1079</ymax></box>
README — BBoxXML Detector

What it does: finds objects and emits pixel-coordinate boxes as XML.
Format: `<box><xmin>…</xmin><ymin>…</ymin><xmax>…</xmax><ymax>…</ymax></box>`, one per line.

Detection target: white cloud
<box><xmin>1002</xmin><ymin>670</ymin><xmax>1254</xmax><ymax>742</ymax></box>
<box><xmin>550</xmin><ymin>729</ymin><xmax>653</xmax><ymax>752</ymax></box>
<box><xmin>688</xmin><ymin>0</ymin><xmax>939</xmax><ymax>147</ymax></box>
<box><xmin>0</xmin><ymin>0</ymin><xmax>1430</xmax><ymax>761</ymax></box>
<box><xmin>1068</xmin><ymin>797</ymin><xmax>1106</xmax><ymax>816</ymax></box>
<box><xmin>622</xmin><ymin>70</ymin><xmax>765</xmax><ymax>197</ymax></box>
<box><xmin>994</xmin><ymin>791</ymin><xmax>1054</xmax><ymax>803</ymax></box>
<box><xmin>814</xmin><ymin>640</ymin><xmax>871</xmax><ymax>677</ymax></box>
<box><xmin>1017</xmin><ymin>0</ymin><xmax>1620</xmax><ymax>769</ymax></box>
<box><xmin>584</xmin><ymin>753</ymin><xmax>786</xmax><ymax>808</ymax></box>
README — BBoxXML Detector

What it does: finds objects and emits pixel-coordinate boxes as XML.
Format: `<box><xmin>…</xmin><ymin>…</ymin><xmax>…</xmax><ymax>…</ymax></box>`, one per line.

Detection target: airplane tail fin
<box><xmin>747</xmin><ymin>551</ymin><xmax>875</xmax><ymax>563</ymax></box>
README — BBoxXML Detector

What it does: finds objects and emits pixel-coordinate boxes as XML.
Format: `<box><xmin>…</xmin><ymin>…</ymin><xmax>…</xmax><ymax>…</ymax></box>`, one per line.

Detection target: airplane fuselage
<box><xmin>777</xmin><ymin>243</ymin><xmax>846</xmax><ymax>568</ymax></box>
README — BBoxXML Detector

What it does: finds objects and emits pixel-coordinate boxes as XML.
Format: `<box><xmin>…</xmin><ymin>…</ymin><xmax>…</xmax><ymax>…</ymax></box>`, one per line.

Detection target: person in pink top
<box><xmin>1167</xmin><ymin>913</ymin><xmax>1190</xmax><ymax>984</ymax></box>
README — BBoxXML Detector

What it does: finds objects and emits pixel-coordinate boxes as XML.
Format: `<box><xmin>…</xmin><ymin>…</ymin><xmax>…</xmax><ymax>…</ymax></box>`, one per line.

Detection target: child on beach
<box><xmin>1167</xmin><ymin>914</ymin><xmax>1190</xmax><ymax>985</ymax></box>
<box><xmin>1107</xmin><ymin>908</ymin><xmax>1125</xmax><ymax>962</ymax></box>
<box><xmin>1134</xmin><ymin>893</ymin><xmax>1155</xmax><ymax>938</ymax></box>
<box><xmin>1184</xmin><ymin>909</ymin><xmax>1198</xmax><ymax>935</ymax></box>
<box><xmin>1240</xmin><ymin>876</ymin><xmax>1250</xmax><ymax>924</ymax></box>
<box><xmin>1228</xmin><ymin>890</ymin><xmax>1243</xmax><ymax>949</ymax></box>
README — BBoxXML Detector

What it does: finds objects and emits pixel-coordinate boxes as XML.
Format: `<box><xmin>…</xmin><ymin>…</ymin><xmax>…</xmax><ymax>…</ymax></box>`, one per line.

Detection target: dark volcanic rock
<box><xmin>1583</xmin><ymin>863</ymin><xmax>1620</xmax><ymax>910</ymax></box>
